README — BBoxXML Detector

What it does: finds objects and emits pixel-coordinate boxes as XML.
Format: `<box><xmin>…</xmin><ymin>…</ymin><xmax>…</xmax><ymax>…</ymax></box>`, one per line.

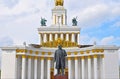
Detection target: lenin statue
<box><xmin>54</xmin><ymin>45</ymin><xmax>67</xmax><ymax>75</ymax></box>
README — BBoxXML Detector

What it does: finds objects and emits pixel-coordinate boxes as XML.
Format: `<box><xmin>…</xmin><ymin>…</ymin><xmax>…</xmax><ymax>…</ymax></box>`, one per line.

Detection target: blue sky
<box><xmin>0</xmin><ymin>0</ymin><xmax>120</xmax><ymax>68</ymax></box>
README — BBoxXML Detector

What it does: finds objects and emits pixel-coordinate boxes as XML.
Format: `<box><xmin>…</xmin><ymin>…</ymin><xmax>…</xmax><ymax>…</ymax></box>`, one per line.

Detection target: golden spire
<box><xmin>55</xmin><ymin>0</ymin><xmax>64</xmax><ymax>6</ymax></box>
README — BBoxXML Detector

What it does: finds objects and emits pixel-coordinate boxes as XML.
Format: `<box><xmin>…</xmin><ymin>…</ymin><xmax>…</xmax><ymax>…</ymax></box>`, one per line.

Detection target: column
<box><xmin>94</xmin><ymin>55</ymin><xmax>98</xmax><ymax>79</ymax></box>
<box><xmin>21</xmin><ymin>55</ymin><xmax>26</xmax><ymax>79</ymax></box>
<box><xmin>40</xmin><ymin>57</ymin><xmax>44</xmax><ymax>79</ymax></box>
<box><xmin>60</xmin><ymin>33</ymin><xmax>63</xmax><ymax>40</ymax></box>
<box><xmin>68</xmin><ymin>57</ymin><xmax>72</xmax><ymax>79</ymax></box>
<box><xmin>101</xmin><ymin>55</ymin><xmax>105</xmax><ymax>79</ymax></box>
<box><xmin>28</xmin><ymin>56</ymin><xmax>32</xmax><ymax>79</ymax></box>
<box><xmin>61</xmin><ymin>15</ymin><xmax>63</xmax><ymax>25</ymax></box>
<box><xmin>88</xmin><ymin>56</ymin><xmax>91</xmax><ymax>79</ymax></box>
<box><xmin>56</xmin><ymin>16</ymin><xmax>59</xmax><ymax>24</ymax></box>
<box><xmin>53</xmin><ymin>15</ymin><xmax>56</xmax><ymax>24</ymax></box>
<box><xmin>81</xmin><ymin>56</ymin><xmax>85</xmax><ymax>79</ymax></box>
<box><xmin>63</xmin><ymin>14</ymin><xmax>66</xmax><ymax>25</ymax></box>
<box><xmin>16</xmin><ymin>55</ymin><xmax>19</xmax><ymax>79</ymax></box>
<box><xmin>66</xmin><ymin>33</ymin><xmax>69</xmax><ymax>41</ymax></box>
<box><xmin>44</xmin><ymin>33</ymin><xmax>47</xmax><ymax>42</ymax></box>
<box><xmin>75</xmin><ymin>57</ymin><xmax>78</xmax><ymax>79</ymax></box>
<box><xmin>39</xmin><ymin>33</ymin><xmax>42</xmax><ymax>45</ymax></box>
<box><xmin>77</xmin><ymin>33</ymin><xmax>80</xmax><ymax>45</ymax></box>
<box><xmin>54</xmin><ymin>62</ymin><xmax>57</xmax><ymax>75</ymax></box>
<box><xmin>47</xmin><ymin>58</ymin><xmax>51</xmax><ymax>79</ymax></box>
<box><xmin>34</xmin><ymin>57</ymin><xmax>38</xmax><ymax>79</ymax></box>
<box><xmin>55</xmin><ymin>34</ymin><xmax>58</xmax><ymax>40</ymax></box>
<box><xmin>71</xmin><ymin>33</ymin><xmax>75</xmax><ymax>42</ymax></box>
<box><xmin>49</xmin><ymin>34</ymin><xmax>52</xmax><ymax>41</ymax></box>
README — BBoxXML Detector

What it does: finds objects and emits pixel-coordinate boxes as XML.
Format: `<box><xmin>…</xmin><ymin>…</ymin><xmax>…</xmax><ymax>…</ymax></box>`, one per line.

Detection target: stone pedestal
<box><xmin>54</xmin><ymin>75</ymin><xmax>68</xmax><ymax>79</ymax></box>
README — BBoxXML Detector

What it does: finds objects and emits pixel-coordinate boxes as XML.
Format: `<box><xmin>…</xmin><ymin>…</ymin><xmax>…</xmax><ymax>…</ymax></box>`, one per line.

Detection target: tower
<box><xmin>38</xmin><ymin>0</ymin><xmax>80</xmax><ymax>47</ymax></box>
<box><xmin>52</xmin><ymin>0</ymin><xmax>67</xmax><ymax>25</ymax></box>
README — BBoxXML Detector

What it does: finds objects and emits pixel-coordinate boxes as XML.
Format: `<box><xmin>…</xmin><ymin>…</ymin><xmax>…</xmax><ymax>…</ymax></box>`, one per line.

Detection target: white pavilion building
<box><xmin>1</xmin><ymin>0</ymin><xmax>120</xmax><ymax>79</ymax></box>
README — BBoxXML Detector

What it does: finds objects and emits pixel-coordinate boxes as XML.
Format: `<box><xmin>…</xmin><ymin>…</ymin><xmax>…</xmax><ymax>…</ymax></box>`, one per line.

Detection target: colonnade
<box><xmin>16</xmin><ymin>55</ymin><xmax>52</xmax><ymax>79</ymax></box>
<box><xmin>67</xmin><ymin>55</ymin><xmax>104</xmax><ymax>79</ymax></box>
<box><xmin>52</xmin><ymin>14</ymin><xmax>66</xmax><ymax>25</ymax></box>
<box><xmin>39</xmin><ymin>33</ymin><xmax>80</xmax><ymax>47</ymax></box>
<box><xmin>16</xmin><ymin>55</ymin><xmax>104</xmax><ymax>79</ymax></box>
<box><xmin>16</xmin><ymin>49</ymin><xmax>104</xmax><ymax>79</ymax></box>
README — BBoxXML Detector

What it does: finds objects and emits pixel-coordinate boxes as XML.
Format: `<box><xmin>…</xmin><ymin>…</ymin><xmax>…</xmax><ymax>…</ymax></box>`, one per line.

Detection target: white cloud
<box><xmin>0</xmin><ymin>36</ymin><xmax>14</xmax><ymax>46</ymax></box>
<box><xmin>70</xmin><ymin>3</ymin><xmax>120</xmax><ymax>27</ymax></box>
<box><xmin>100</xmin><ymin>36</ymin><xmax>114</xmax><ymax>45</ymax></box>
<box><xmin>80</xmin><ymin>35</ymin><xmax>120</xmax><ymax>45</ymax></box>
<box><xmin>0</xmin><ymin>0</ymin><xmax>52</xmax><ymax>16</ymax></box>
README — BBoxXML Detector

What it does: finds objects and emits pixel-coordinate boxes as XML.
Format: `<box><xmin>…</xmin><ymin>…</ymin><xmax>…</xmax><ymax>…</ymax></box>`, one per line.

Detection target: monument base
<box><xmin>54</xmin><ymin>75</ymin><xmax>68</xmax><ymax>79</ymax></box>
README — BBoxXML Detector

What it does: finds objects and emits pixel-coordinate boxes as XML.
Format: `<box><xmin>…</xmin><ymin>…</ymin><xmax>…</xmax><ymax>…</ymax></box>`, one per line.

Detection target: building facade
<box><xmin>1</xmin><ymin>0</ymin><xmax>120</xmax><ymax>79</ymax></box>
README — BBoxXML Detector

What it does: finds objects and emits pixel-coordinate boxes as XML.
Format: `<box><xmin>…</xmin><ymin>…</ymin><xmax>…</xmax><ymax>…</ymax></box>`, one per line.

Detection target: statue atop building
<box><xmin>40</xmin><ymin>18</ymin><xmax>47</xmax><ymax>26</ymax></box>
<box><xmin>54</xmin><ymin>45</ymin><xmax>67</xmax><ymax>75</ymax></box>
<box><xmin>55</xmin><ymin>0</ymin><xmax>64</xmax><ymax>6</ymax></box>
<box><xmin>72</xmin><ymin>17</ymin><xmax>78</xmax><ymax>26</ymax></box>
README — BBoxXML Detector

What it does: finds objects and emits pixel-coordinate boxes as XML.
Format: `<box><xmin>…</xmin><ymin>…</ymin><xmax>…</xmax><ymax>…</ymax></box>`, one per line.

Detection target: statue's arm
<box><xmin>54</xmin><ymin>51</ymin><xmax>56</xmax><ymax>62</ymax></box>
<box><xmin>64</xmin><ymin>50</ymin><xmax>67</xmax><ymax>56</ymax></box>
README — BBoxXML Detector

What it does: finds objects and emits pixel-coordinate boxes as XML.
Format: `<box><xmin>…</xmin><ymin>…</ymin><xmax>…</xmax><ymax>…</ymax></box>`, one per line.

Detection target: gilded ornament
<box><xmin>35</xmin><ymin>51</ymin><xmax>39</xmax><ymax>55</ymax></box>
<box><xmin>80</xmin><ymin>51</ymin><xmax>84</xmax><ymax>54</ymax></box>
<box><xmin>74</xmin><ymin>52</ymin><xmax>78</xmax><ymax>55</ymax></box>
<box><xmin>55</xmin><ymin>0</ymin><xmax>64</xmax><ymax>6</ymax></box>
<box><xmin>67</xmin><ymin>52</ymin><xmax>71</xmax><ymax>55</ymax></box>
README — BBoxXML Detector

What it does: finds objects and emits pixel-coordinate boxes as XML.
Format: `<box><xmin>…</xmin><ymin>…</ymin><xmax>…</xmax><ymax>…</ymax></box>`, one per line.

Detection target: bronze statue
<box><xmin>55</xmin><ymin>0</ymin><xmax>64</xmax><ymax>6</ymax></box>
<box><xmin>72</xmin><ymin>17</ymin><xmax>78</xmax><ymax>26</ymax></box>
<box><xmin>40</xmin><ymin>18</ymin><xmax>47</xmax><ymax>26</ymax></box>
<box><xmin>54</xmin><ymin>45</ymin><xmax>67</xmax><ymax>75</ymax></box>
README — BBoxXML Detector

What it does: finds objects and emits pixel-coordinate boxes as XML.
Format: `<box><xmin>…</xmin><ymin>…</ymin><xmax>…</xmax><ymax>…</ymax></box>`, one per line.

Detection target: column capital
<box><xmin>101</xmin><ymin>55</ymin><xmax>104</xmax><ymax>58</ymax></box>
<box><xmin>100</xmin><ymin>49</ymin><xmax>104</xmax><ymax>53</ymax></box>
<box><xmin>22</xmin><ymin>55</ymin><xmax>26</xmax><ymax>58</ymax></box>
<box><xmin>34</xmin><ymin>56</ymin><xmax>38</xmax><ymax>60</ymax></box>
<box><xmin>80</xmin><ymin>51</ymin><xmax>84</xmax><ymax>54</ymax></box>
<box><xmin>81</xmin><ymin>56</ymin><xmax>84</xmax><ymax>59</ymax></box>
<box><xmin>75</xmin><ymin>57</ymin><xmax>78</xmax><ymax>60</ymax></box>
<box><xmin>48</xmin><ymin>52</ymin><xmax>52</xmax><ymax>55</ymax></box>
<box><xmin>47</xmin><ymin>57</ymin><xmax>52</xmax><ymax>60</ymax></box>
<box><xmin>41</xmin><ymin>52</ymin><xmax>45</xmax><ymax>55</ymax></box>
<box><xmin>92</xmin><ymin>49</ymin><xmax>96</xmax><ymax>53</ymax></box>
<box><xmin>40</xmin><ymin>57</ymin><xmax>44</xmax><ymax>60</ymax></box>
<box><xmin>16</xmin><ymin>55</ymin><xmax>18</xmax><ymax>58</ymax></box>
<box><xmin>88</xmin><ymin>56</ymin><xmax>91</xmax><ymax>59</ymax></box>
<box><xmin>29</xmin><ymin>50</ymin><xmax>33</xmax><ymax>54</ymax></box>
<box><xmin>67</xmin><ymin>57</ymin><xmax>71</xmax><ymax>60</ymax></box>
<box><xmin>28</xmin><ymin>56</ymin><xmax>32</xmax><ymax>59</ymax></box>
<box><xmin>86</xmin><ymin>50</ymin><xmax>90</xmax><ymax>54</ymax></box>
<box><xmin>93</xmin><ymin>55</ymin><xmax>97</xmax><ymax>58</ymax></box>
<box><xmin>67</xmin><ymin>52</ymin><xmax>71</xmax><ymax>55</ymax></box>
<box><xmin>16</xmin><ymin>49</ymin><xmax>20</xmax><ymax>53</ymax></box>
<box><xmin>35</xmin><ymin>51</ymin><xmax>39</xmax><ymax>55</ymax></box>
<box><xmin>74</xmin><ymin>52</ymin><xmax>78</xmax><ymax>55</ymax></box>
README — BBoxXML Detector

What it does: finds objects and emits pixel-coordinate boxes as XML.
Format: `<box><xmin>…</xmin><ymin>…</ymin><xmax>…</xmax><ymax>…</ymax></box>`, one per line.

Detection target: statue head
<box><xmin>58</xmin><ymin>45</ymin><xmax>62</xmax><ymax>49</ymax></box>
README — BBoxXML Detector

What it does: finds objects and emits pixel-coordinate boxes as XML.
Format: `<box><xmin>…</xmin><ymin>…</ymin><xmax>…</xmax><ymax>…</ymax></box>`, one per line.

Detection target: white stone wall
<box><xmin>1</xmin><ymin>50</ymin><xmax>16</xmax><ymax>79</ymax></box>
<box><xmin>104</xmin><ymin>50</ymin><xmax>119</xmax><ymax>79</ymax></box>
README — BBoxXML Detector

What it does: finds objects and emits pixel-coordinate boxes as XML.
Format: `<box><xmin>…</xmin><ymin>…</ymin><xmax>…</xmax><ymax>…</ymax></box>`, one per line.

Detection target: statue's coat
<box><xmin>54</xmin><ymin>47</ymin><xmax>67</xmax><ymax>69</ymax></box>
